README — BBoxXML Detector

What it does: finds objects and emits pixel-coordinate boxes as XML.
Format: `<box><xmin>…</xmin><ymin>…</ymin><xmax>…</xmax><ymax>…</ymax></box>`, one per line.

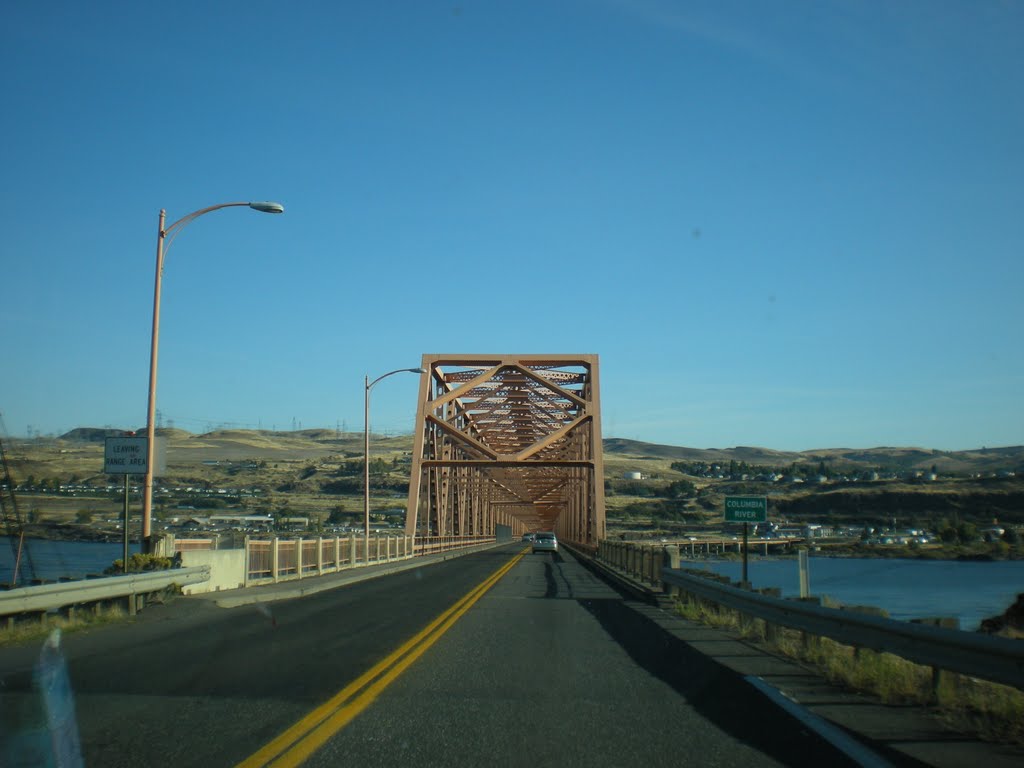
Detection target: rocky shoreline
<box><xmin>979</xmin><ymin>594</ymin><xmax>1024</xmax><ymax>637</ymax></box>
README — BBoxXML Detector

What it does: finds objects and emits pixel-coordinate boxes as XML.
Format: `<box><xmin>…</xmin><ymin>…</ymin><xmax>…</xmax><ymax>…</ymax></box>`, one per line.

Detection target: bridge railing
<box><xmin>182</xmin><ymin>533</ymin><xmax>497</xmax><ymax>593</ymax></box>
<box><xmin>173</xmin><ymin>538</ymin><xmax>218</xmax><ymax>552</ymax></box>
<box><xmin>414</xmin><ymin>535</ymin><xmax>496</xmax><ymax>556</ymax></box>
<box><xmin>245</xmin><ymin>534</ymin><xmax>415</xmax><ymax>584</ymax></box>
<box><xmin>592</xmin><ymin>540</ymin><xmax>1024</xmax><ymax>692</ymax></box>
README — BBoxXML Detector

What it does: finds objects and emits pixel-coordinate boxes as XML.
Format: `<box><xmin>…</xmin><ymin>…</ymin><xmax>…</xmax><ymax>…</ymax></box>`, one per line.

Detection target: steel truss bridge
<box><xmin>404</xmin><ymin>354</ymin><xmax>605</xmax><ymax>548</ymax></box>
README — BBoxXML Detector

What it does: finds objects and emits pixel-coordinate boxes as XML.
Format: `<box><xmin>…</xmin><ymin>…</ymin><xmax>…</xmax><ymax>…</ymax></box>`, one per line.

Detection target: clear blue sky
<box><xmin>3</xmin><ymin>1</ymin><xmax>1021</xmax><ymax>452</ymax></box>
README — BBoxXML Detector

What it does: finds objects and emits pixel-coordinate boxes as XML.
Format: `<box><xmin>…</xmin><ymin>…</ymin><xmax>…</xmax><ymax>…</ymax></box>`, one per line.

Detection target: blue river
<box><xmin>691</xmin><ymin>556</ymin><xmax>1024</xmax><ymax>631</ymax></box>
<box><xmin>0</xmin><ymin>538</ymin><xmax>141</xmax><ymax>585</ymax></box>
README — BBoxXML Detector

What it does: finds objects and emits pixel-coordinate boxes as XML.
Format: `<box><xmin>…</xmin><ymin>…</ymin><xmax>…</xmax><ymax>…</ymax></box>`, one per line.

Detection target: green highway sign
<box><xmin>724</xmin><ymin>496</ymin><xmax>768</xmax><ymax>523</ymax></box>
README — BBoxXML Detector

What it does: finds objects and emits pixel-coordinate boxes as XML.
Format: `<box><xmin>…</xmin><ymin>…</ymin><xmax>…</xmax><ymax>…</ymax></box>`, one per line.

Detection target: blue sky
<box><xmin>2</xmin><ymin>1</ymin><xmax>1021</xmax><ymax>452</ymax></box>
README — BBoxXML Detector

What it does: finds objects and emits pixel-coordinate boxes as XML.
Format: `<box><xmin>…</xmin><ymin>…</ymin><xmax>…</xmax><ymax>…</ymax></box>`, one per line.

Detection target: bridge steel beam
<box><xmin>404</xmin><ymin>354</ymin><xmax>606</xmax><ymax>548</ymax></box>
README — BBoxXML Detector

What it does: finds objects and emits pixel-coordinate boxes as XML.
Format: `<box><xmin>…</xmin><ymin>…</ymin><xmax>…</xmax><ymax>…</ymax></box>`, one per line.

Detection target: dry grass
<box><xmin>6</xmin><ymin>430</ymin><xmax>420</xmax><ymax>526</ymax></box>
<box><xmin>0</xmin><ymin>604</ymin><xmax>129</xmax><ymax>648</ymax></box>
<box><xmin>945</xmin><ymin>675</ymin><xmax>1024</xmax><ymax>744</ymax></box>
<box><xmin>602</xmin><ymin>455</ymin><xmax>691</xmax><ymax>478</ymax></box>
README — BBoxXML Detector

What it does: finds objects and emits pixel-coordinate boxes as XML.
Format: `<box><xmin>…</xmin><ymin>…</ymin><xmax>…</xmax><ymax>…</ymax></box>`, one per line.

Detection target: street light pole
<box><xmin>143</xmin><ymin>208</ymin><xmax>168</xmax><ymax>551</ymax></box>
<box><xmin>142</xmin><ymin>201</ymin><xmax>284</xmax><ymax>552</ymax></box>
<box><xmin>364</xmin><ymin>368</ymin><xmax>426</xmax><ymax>544</ymax></box>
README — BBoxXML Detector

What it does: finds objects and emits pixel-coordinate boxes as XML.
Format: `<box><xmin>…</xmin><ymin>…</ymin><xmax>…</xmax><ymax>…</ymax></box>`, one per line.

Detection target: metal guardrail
<box><xmin>661</xmin><ymin>566</ymin><xmax>1024</xmax><ymax>691</ymax></box>
<box><xmin>0</xmin><ymin>566</ymin><xmax>210</xmax><ymax>618</ymax></box>
<box><xmin>591</xmin><ymin>541</ymin><xmax>1024</xmax><ymax>691</ymax></box>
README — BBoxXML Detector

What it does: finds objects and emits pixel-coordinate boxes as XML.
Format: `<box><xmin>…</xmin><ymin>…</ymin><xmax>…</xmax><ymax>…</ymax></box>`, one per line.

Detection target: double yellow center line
<box><xmin>236</xmin><ymin>550</ymin><xmax>526</xmax><ymax>768</ymax></box>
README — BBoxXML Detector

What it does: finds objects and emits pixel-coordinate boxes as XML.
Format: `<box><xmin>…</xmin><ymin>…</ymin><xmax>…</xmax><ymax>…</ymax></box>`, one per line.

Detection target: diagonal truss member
<box><xmin>404</xmin><ymin>354</ymin><xmax>605</xmax><ymax>547</ymax></box>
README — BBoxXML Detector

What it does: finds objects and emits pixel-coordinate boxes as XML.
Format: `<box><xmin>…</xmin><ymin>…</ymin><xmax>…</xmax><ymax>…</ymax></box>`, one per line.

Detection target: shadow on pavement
<box><xmin>577</xmin><ymin>597</ymin><xmax>929</xmax><ymax>768</ymax></box>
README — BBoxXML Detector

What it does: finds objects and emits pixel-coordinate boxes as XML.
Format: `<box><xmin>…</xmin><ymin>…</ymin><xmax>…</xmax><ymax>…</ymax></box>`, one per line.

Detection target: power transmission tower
<box><xmin>0</xmin><ymin>415</ymin><xmax>36</xmax><ymax>585</ymax></box>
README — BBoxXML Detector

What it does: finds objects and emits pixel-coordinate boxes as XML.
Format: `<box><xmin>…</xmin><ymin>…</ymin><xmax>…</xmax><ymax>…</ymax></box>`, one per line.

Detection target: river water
<box><xmin>2</xmin><ymin>539</ymin><xmax>1021</xmax><ymax>631</ymax></box>
<box><xmin>0</xmin><ymin>538</ymin><xmax>141</xmax><ymax>585</ymax></box>
<box><xmin>691</xmin><ymin>556</ymin><xmax>1024</xmax><ymax>631</ymax></box>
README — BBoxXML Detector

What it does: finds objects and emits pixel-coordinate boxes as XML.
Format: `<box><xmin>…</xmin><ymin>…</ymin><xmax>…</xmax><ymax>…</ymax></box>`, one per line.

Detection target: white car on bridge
<box><xmin>532</xmin><ymin>532</ymin><xmax>558</xmax><ymax>554</ymax></box>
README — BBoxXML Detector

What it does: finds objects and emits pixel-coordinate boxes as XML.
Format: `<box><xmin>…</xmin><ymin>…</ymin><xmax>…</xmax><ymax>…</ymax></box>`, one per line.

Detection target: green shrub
<box><xmin>105</xmin><ymin>553</ymin><xmax>173</xmax><ymax>575</ymax></box>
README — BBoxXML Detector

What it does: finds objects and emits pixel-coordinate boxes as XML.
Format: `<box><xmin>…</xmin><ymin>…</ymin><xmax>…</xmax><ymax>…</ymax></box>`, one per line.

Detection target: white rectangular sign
<box><xmin>104</xmin><ymin>436</ymin><xmax>165</xmax><ymax>475</ymax></box>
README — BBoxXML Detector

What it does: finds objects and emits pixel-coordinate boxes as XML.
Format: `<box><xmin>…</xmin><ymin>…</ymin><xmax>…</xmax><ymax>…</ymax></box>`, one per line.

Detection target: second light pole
<box><xmin>364</xmin><ymin>367</ymin><xmax>426</xmax><ymax>543</ymax></box>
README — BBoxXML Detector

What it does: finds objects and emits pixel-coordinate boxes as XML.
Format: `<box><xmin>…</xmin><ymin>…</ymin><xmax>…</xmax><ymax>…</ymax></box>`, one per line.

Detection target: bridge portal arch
<box><xmin>404</xmin><ymin>354</ymin><xmax>605</xmax><ymax>548</ymax></box>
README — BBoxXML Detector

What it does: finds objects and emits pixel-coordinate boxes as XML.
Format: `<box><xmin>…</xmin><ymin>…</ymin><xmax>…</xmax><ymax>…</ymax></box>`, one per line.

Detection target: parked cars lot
<box><xmin>532</xmin><ymin>532</ymin><xmax>557</xmax><ymax>553</ymax></box>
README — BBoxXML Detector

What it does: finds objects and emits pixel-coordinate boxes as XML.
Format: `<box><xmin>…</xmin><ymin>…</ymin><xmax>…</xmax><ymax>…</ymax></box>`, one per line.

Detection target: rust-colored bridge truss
<box><xmin>404</xmin><ymin>355</ymin><xmax>605</xmax><ymax>548</ymax></box>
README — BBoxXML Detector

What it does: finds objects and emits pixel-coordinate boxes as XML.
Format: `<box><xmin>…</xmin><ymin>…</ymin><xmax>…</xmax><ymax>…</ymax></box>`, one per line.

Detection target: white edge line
<box><xmin>744</xmin><ymin>675</ymin><xmax>894</xmax><ymax>768</ymax></box>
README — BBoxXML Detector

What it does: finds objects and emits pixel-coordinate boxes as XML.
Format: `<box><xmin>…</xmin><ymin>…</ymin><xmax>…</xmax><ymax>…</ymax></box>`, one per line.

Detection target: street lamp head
<box><xmin>364</xmin><ymin>364</ymin><xmax>427</xmax><ymax>541</ymax></box>
<box><xmin>367</xmin><ymin>366</ymin><xmax>427</xmax><ymax>391</ymax></box>
<box><xmin>248</xmin><ymin>201</ymin><xmax>285</xmax><ymax>214</ymax></box>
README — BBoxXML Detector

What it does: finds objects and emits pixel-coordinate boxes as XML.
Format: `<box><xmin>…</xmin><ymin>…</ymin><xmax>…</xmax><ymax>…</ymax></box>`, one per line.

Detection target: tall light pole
<box><xmin>143</xmin><ymin>201</ymin><xmax>284</xmax><ymax>552</ymax></box>
<box><xmin>364</xmin><ymin>368</ymin><xmax>426</xmax><ymax>542</ymax></box>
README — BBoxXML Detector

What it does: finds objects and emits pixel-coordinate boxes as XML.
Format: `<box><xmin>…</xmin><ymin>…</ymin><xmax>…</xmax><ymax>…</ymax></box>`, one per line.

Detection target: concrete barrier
<box><xmin>180</xmin><ymin>550</ymin><xmax>247</xmax><ymax>594</ymax></box>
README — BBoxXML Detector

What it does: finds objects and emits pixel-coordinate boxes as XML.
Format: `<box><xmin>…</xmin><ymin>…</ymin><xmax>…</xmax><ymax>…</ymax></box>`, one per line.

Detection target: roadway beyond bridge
<box><xmin>0</xmin><ymin>545</ymin><xmax>892</xmax><ymax>768</ymax></box>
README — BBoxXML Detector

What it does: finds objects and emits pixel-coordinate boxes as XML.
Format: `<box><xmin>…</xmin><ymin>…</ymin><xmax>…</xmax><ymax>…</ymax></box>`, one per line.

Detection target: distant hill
<box><xmin>602</xmin><ymin>438</ymin><xmax>1024</xmax><ymax>474</ymax></box>
<box><xmin>54</xmin><ymin>428</ymin><xmax>1023</xmax><ymax>474</ymax></box>
<box><xmin>602</xmin><ymin>439</ymin><xmax>799</xmax><ymax>464</ymax></box>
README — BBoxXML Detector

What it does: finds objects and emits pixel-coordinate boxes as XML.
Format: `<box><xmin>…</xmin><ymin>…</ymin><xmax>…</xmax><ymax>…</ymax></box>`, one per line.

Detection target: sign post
<box><xmin>105</xmin><ymin>436</ymin><xmax>164</xmax><ymax>571</ymax></box>
<box><xmin>123</xmin><ymin>474</ymin><xmax>130</xmax><ymax>572</ymax></box>
<box><xmin>724</xmin><ymin>496</ymin><xmax>768</xmax><ymax>585</ymax></box>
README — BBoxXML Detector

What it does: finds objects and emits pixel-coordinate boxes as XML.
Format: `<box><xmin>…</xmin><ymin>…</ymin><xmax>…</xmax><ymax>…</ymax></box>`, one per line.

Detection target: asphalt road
<box><xmin>0</xmin><ymin>545</ymin><xmax>866</xmax><ymax>767</ymax></box>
